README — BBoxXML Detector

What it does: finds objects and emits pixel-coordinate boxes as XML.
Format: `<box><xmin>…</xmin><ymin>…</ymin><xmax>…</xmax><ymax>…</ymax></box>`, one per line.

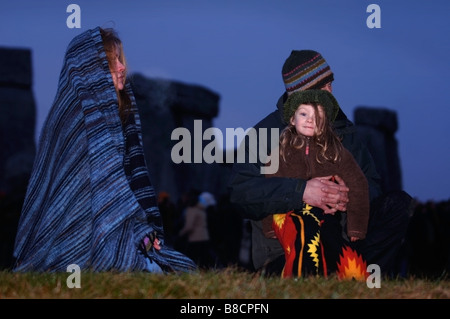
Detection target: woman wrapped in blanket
<box><xmin>12</xmin><ymin>27</ymin><xmax>197</xmax><ymax>273</ymax></box>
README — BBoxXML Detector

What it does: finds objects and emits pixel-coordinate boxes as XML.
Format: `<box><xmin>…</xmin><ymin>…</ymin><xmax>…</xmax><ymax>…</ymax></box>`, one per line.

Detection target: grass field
<box><xmin>1</xmin><ymin>266</ymin><xmax>448</xmax><ymax>299</ymax></box>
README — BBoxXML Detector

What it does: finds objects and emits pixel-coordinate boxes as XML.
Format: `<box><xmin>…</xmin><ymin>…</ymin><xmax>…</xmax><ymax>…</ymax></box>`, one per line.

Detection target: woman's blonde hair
<box><xmin>100</xmin><ymin>27</ymin><xmax>132</xmax><ymax>124</ymax></box>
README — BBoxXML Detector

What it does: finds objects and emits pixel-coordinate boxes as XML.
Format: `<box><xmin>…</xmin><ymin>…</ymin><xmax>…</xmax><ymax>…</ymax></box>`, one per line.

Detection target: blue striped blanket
<box><xmin>12</xmin><ymin>27</ymin><xmax>196</xmax><ymax>273</ymax></box>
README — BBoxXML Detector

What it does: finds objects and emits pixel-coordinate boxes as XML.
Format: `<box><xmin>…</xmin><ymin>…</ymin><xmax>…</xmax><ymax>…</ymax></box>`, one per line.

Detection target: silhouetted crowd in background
<box><xmin>404</xmin><ymin>199</ymin><xmax>450</xmax><ymax>278</ymax></box>
<box><xmin>158</xmin><ymin>189</ymin><xmax>245</xmax><ymax>270</ymax></box>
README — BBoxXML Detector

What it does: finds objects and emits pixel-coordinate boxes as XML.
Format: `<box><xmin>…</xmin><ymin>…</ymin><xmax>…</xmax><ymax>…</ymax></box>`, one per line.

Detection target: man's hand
<box><xmin>303</xmin><ymin>175</ymin><xmax>349</xmax><ymax>214</ymax></box>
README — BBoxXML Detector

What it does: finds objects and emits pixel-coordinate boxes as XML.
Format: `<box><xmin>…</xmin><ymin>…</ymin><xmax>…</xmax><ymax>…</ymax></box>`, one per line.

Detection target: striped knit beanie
<box><xmin>282</xmin><ymin>50</ymin><xmax>334</xmax><ymax>94</ymax></box>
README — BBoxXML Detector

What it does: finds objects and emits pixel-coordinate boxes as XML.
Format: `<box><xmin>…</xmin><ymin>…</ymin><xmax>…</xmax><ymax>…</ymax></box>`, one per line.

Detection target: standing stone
<box><xmin>131</xmin><ymin>73</ymin><xmax>223</xmax><ymax>202</ymax></box>
<box><xmin>354</xmin><ymin>106</ymin><xmax>402</xmax><ymax>193</ymax></box>
<box><xmin>0</xmin><ymin>47</ymin><xmax>36</xmax><ymax>269</ymax></box>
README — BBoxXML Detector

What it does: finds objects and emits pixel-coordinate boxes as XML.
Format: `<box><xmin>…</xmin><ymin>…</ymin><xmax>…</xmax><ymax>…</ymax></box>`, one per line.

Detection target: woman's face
<box><xmin>109</xmin><ymin>46</ymin><xmax>125</xmax><ymax>91</ymax></box>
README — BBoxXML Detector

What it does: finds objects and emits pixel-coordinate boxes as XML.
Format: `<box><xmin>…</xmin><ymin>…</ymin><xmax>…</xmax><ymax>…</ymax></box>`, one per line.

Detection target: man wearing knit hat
<box><xmin>228</xmin><ymin>50</ymin><xmax>412</xmax><ymax>277</ymax></box>
<box><xmin>282</xmin><ymin>50</ymin><xmax>334</xmax><ymax>94</ymax></box>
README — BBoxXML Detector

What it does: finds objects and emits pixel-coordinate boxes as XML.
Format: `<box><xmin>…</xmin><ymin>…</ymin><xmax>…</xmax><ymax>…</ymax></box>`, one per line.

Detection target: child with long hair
<box><xmin>263</xmin><ymin>89</ymin><xmax>369</xmax><ymax>279</ymax></box>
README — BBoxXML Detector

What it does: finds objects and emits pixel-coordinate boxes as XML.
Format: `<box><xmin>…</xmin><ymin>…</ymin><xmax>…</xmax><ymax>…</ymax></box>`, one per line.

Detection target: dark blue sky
<box><xmin>1</xmin><ymin>0</ymin><xmax>449</xmax><ymax>202</ymax></box>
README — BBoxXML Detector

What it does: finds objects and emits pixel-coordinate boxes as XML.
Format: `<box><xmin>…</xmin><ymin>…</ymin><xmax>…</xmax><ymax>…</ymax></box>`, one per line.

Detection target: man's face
<box><xmin>321</xmin><ymin>81</ymin><xmax>333</xmax><ymax>93</ymax></box>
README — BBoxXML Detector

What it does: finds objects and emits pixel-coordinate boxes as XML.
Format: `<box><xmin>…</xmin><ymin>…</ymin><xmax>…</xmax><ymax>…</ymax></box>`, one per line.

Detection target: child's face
<box><xmin>290</xmin><ymin>104</ymin><xmax>324</xmax><ymax>137</ymax></box>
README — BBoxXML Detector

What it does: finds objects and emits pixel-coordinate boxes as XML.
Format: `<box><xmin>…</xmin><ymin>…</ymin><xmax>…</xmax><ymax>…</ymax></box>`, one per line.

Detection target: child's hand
<box><xmin>153</xmin><ymin>237</ymin><xmax>161</xmax><ymax>250</ymax></box>
<box><xmin>142</xmin><ymin>231</ymin><xmax>162</xmax><ymax>251</ymax></box>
